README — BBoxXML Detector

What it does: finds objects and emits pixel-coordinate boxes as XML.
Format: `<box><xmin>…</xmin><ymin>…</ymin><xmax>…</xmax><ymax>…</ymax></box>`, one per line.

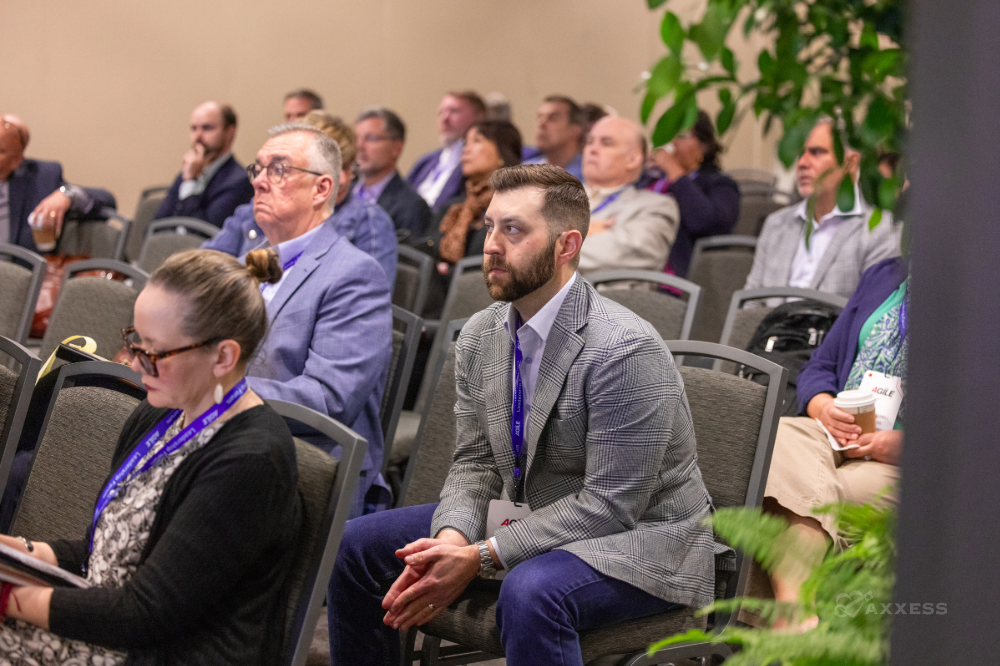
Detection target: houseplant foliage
<box><xmin>649</xmin><ymin>502</ymin><xmax>896</xmax><ymax>665</ymax></box>
<box><xmin>642</xmin><ymin>0</ymin><xmax>907</xmax><ymax>234</ymax></box>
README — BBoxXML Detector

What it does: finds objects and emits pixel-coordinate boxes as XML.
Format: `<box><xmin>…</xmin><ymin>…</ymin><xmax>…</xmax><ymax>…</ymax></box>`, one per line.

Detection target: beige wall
<box><xmin>1</xmin><ymin>0</ymin><xmax>779</xmax><ymax>217</ymax></box>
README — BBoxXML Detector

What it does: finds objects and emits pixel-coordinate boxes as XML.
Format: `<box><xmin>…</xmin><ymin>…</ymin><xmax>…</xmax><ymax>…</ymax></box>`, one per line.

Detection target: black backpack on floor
<box><xmin>740</xmin><ymin>300</ymin><xmax>842</xmax><ymax>416</ymax></box>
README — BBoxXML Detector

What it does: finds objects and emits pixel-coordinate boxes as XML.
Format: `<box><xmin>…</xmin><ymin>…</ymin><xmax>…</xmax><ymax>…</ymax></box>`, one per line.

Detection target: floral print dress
<box><xmin>0</xmin><ymin>416</ymin><xmax>220</xmax><ymax>665</ymax></box>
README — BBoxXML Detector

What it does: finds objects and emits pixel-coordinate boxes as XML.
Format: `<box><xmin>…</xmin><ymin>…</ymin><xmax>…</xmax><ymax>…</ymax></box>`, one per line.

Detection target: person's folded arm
<box><xmin>47</xmin><ymin>447</ymin><xmax>295</xmax><ymax>649</ymax></box>
<box><xmin>668</xmin><ymin>175</ymin><xmax>740</xmax><ymax>237</ymax></box>
<box><xmin>493</xmin><ymin>331</ymin><xmax>688</xmax><ymax>568</ymax></box>
<box><xmin>249</xmin><ymin>260</ymin><xmax>392</xmax><ymax>425</ymax></box>
<box><xmin>429</xmin><ymin>320</ymin><xmax>505</xmax><ymax>544</ymax></box>
<box><xmin>594</xmin><ymin>197</ymin><xmax>680</xmax><ymax>271</ymax></box>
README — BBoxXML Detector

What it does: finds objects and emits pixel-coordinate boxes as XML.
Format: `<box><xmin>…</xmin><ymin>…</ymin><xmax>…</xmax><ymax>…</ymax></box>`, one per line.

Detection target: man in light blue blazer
<box><xmin>214</xmin><ymin>122</ymin><xmax>392</xmax><ymax>517</ymax></box>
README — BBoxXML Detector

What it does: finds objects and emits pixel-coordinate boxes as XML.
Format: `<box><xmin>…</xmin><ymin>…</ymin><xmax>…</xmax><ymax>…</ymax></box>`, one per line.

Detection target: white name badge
<box><xmin>485</xmin><ymin>499</ymin><xmax>532</xmax><ymax>580</ymax></box>
<box><xmin>857</xmin><ymin>370</ymin><xmax>904</xmax><ymax>431</ymax></box>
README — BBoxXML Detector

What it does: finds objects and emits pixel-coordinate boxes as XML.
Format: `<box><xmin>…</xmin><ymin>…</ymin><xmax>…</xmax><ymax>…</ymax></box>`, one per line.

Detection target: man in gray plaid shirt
<box><xmin>328</xmin><ymin>164</ymin><xmax>717</xmax><ymax>666</ymax></box>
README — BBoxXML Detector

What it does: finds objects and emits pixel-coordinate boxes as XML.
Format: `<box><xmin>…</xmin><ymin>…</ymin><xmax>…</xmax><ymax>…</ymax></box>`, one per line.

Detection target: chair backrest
<box><xmin>686</xmin><ymin>235</ymin><xmax>758</xmax><ymax>343</ymax></box>
<box><xmin>399</xmin><ymin>318</ymin><xmax>467</xmax><ymax>508</ymax></box>
<box><xmin>10</xmin><ymin>361</ymin><xmax>145</xmax><ymax>541</ymax></box>
<box><xmin>393</xmin><ymin>246</ymin><xmax>433</xmax><ymax>316</ymax></box>
<box><xmin>725</xmin><ymin>168</ymin><xmax>777</xmax><ymax>192</ymax></box>
<box><xmin>267</xmin><ymin>399</ymin><xmax>366</xmax><ymax>666</ymax></box>
<box><xmin>39</xmin><ymin>260</ymin><xmax>149</xmax><ymax>361</ymax></box>
<box><xmin>0</xmin><ymin>243</ymin><xmax>47</xmax><ymax>344</ymax></box>
<box><xmin>732</xmin><ymin>193</ymin><xmax>787</xmax><ymax>237</ymax></box>
<box><xmin>719</xmin><ymin>287</ymin><xmax>850</xmax><ymax>350</ymax></box>
<box><xmin>586</xmin><ymin>269</ymin><xmax>701</xmax><ymax>340</ymax></box>
<box><xmin>126</xmin><ymin>186</ymin><xmax>170</xmax><ymax>262</ymax></box>
<box><xmin>441</xmin><ymin>255</ymin><xmax>493</xmax><ymax>324</ymax></box>
<box><xmin>380</xmin><ymin>306</ymin><xmax>423</xmax><ymax>474</ymax></box>
<box><xmin>56</xmin><ymin>209</ymin><xmax>131</xmax><ymax>261</ymax></box>
<box><xmin>664</xmin><ymin>340</ymin><xmax>787</xmax><ymax>609</ymax></box>
<box><xmin>0</xmin><ymin>337</ymin><xmax>41</xmax><ymax>509</ymax></box>
<box><xmin>137</xmin><ymin>217</ymin><xmax>220</xmax><ymax>274</ymax></box>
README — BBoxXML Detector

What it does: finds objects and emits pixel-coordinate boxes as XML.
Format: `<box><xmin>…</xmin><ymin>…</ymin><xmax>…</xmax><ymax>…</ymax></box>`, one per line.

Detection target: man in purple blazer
<box><xmin>222</xmin><ymin>122</ymin><xmax>393</xmax><ymax>517</ymax></box>
<box><xmin>155</xmin><ymin>101</ymin><xmax>255</xmax><ymax>227</ymax></box>
<box><xmin>406</xmin><ymin>91</ymin><xmax>485</xmax><ymax>211</ymax></box>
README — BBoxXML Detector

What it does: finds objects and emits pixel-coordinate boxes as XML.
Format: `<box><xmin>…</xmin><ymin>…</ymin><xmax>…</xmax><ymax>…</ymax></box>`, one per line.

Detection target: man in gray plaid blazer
<box><xmin>328</xmin><ymin>165</ymin><xmax>717</xmax><ymax>666</ymax></box>
<box><xmin>744</xmin><ymin>118</ymin><xmax>901</xmax><ymax>303</ymax></box>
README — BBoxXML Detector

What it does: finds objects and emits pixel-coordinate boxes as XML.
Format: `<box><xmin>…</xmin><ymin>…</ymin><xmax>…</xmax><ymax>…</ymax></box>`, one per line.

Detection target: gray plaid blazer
<box><xmin>429</xmin><ymin>277</ymin><xmax>717</xmax><ymax>607</ymax></box>
<box><xmin>744</xmin><ymin>200</ymin><xmax>901</xmax><ymax>303</ymax></box>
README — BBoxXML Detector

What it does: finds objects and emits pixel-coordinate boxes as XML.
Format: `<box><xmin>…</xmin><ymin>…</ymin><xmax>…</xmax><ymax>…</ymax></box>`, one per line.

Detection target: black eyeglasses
<box><xmin>247</xmin><ymin>161</ymin><xmax>324</xmax><ymax>184</ymax></box>
<box><xmin>121</xmin><ymin>327</ymin><xmax>221</xmax><ymax>377</ymax></box>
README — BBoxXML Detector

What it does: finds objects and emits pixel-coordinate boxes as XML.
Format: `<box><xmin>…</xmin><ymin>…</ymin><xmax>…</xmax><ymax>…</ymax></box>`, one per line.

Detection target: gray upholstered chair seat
<box><xmin>0</xmin><ymin>262</ymin><xmax>33</xmax><ymax>341</ymax></box>
<box><xmin>597</xmin><ymin>288</ymin><xmax>689</xmax><ymax>340</ymax></box>
<box><xmin>39</xmin><ymin>277</ymin><xmax>141</xmax><ymax>360</ymax></box>
<box><xmin>421</xmin><ymin>586</ymin><xmax>706</xmax><ymax>662</ymax></box>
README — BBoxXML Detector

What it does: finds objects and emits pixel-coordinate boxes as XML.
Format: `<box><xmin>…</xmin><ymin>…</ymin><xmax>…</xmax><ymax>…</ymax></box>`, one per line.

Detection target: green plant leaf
<box><xmin>640</xmin><ymin>91</ymin><xmax>657</xmax><ymax>125</ymax></box>
<box><xmin>689</xmin><ymin>2</ymin><xmax>728</xmax><ymax>61</ymax></box>
<box><xmin>868</xmin><ymin>208</ymin><xmax>883</xmax><ymax>231</ymax></box>
<box><xmin>717</xmin><ymin>100</ymin><xmax>736</xmax><ymax>134</ymax></box>
<box><xmin>660</xmin><ymin>11</ymin><xmax>684</xmax><ymax>54</ymax></box>
<box><xmin>758</xmin><ymin>49</ymin><xmax>775</xmax><ymax>81</ymax></box>
<box><xmin>837</xmin><ymin>173</ymin><xmax>856</xmax><ymax>212</ymax></box>
<box><xmin>832</xmin><ymin>125</ymin><xmax>845</xmax><ymax>165</ymax></box>
<box><xmin>718</xmin><ymin>88</ymin><xmax>732</xmax><ymax>106</ymax></box>
<box><xmin>862</xmin><ymin>95</ymin><xmax>897</xmax><ymax>144</ymax></box>
<box><xmin>647</xmin><ymin>55</ymin><xmax>683</xmax><ymax>99</ymax></box>
<box><xmin>878</xmin><ymin>175</ymin><xmax>898</xmax><ymax>210</ymax></box>
<box><xmin>862</xmin><ymin>48</ymin><xmax>903</xmax><ymax>81</ymax></box>
<box><xmin>860</xmin><ymin>21</ymin><xmax>879</xmax><ymax>50</ymax></box>
<box><xmin>652</xmin><ymin>95</ymin><xmax>692</xmax><ymax>147</ymax></box>
<box><xmin>682</xmin><ymin>95</ymin><xmax>699</xmax><ymax>131</ymax></box>
<box><xmin>647</xmin><ymin>0</ymin><xmax>668</xmax><ymax>8</ymax></box>
<box><xmin>721</xmin><ymin>47</ymin><xmax>736</xmax><ymax>77</ymax></box>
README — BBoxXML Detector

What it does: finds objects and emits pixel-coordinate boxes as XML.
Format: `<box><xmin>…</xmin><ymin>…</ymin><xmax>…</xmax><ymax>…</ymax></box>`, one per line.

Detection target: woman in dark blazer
<box><xmin>646</xmin><ymin>110</ymin><xmax>741</xmax><ymax>277</ymax></box>
<box><xmin>0</xmin><ymin>248</ymin><xmax>301</xmax><ymax>665</ymax></box>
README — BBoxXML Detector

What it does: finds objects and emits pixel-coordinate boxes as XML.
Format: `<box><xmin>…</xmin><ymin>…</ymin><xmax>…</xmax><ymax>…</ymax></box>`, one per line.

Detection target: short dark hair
<box><xmin>690</xmin><ymin>110</ymin><xmax>722</xmax><ymax>172</ymax></box>
<box><xmin>489</xmin><ymin>164</ymin><xmax>590</xmax><ymax>251</ymax></box>
<box><xmin>220</xmin><ymin>104</ymin><xmax>237</xmax><ymax>129</ymax></box>
<box><xmin>284</xmin><ymin>89</ymin><xmax>324</xmax><ymax>111</ymax></box>
<box><xmin>446</xmin><ymin>90</ymin><xmax>487</xmax><ymax>118</ymax></box>
<box><xmin>543</xmin><ymin>95</ymin><xmax>584</xmax><ymax>127</ymax></box>
<box><xmin>469</xmin><ymin>120</ymin><xmax>523</xmax><ymax>171</ymax></box>
<box><xmin>356</xmin><ymin>107</ymin><xmax>406</xmax><ymax>142</ymax></box>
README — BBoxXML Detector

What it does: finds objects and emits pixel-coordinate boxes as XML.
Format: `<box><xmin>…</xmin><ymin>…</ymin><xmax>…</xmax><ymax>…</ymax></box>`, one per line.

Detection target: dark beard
<box><xmin>482</xmin><ymin>238</ymin><xmax>558</xmax><ymax>302</ymax></box>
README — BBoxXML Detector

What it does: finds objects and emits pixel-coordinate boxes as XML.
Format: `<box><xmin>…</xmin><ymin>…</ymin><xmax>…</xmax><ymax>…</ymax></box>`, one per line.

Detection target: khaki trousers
<box><xmin>764</xmin><ymin>417</ymin><xmax>900</xmax><ymax>540</ymax></box>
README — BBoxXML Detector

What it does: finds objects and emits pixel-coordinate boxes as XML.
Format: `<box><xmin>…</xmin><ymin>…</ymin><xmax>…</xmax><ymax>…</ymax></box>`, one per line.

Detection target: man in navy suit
<box><xmin>406</xmin><ymin>91</ymin><xmax>485</xmax><ymax>211</ymax></box>
<box><xmin>355</xmin><ymin>108</ymin><xmax>431</xmax><ymax>239</ymax></box>
<box><xmin>1</xmin><ymin>114</ymin><xmax>115</xmax><ymax>253</ymax></box>
<box><xmin>209</xmin><ymin>122</ymin><xmax>393</xmax><ymax>517</ymax></box>
<box><xmin>155</xmin><ymin>101</ymin><xmax>254</xmax><ymax>227</ymax></box>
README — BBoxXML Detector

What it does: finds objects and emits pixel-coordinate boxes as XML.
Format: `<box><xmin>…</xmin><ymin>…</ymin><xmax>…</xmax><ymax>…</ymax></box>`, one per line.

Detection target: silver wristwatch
<box><xmin>59</xmin><ymin>184</ymin><xmax>76</xmax><ymax>204</ymax></box>
<box><xmin>476</xmin><ymin>541</ymin><xmax>497</xmax><ymax>579</ymax></box>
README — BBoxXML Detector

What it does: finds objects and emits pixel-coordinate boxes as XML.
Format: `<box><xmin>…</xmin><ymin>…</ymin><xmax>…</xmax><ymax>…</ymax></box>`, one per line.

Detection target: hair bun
<box><xmin>245</xmin><ymin>248</ymin><xmax>283</xmax><ymax>284</ymax></box>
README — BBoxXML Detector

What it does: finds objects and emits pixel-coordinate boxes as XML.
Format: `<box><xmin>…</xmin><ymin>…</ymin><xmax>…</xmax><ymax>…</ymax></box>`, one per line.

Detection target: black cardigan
<box><xmin>46</xmin><ymin>401</ymin><xmax>301</xmax><ymax>666</ymax></box>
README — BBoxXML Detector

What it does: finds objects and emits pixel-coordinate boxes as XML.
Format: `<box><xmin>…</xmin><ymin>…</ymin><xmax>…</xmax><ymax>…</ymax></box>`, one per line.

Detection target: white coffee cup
<box><xmin>834</xmin><ymin>389</ymin><xmax>877</xmax><ymax>434</ymax></box>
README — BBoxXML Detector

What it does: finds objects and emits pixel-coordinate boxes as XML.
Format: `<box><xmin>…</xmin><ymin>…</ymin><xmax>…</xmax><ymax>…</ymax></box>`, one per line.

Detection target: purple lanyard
<box><xmin>89</xmin><ymin>378</ymin><xmax>249</xmax><ymax>551</ymax></box>
<box><xmin>511</xmin><ymin>317</ymin><xmax>526</xmax><ymax>502</ymax></box>
<box><xmin>260</xmin><ymin>251</ymin><xmax>303</xmax><ymax>292</ymax></box>
<box><xmin>591</xmin><ymin>190</ymin><xmax>624</xmax><ymax>216</ymax></box>
<box><xmin>899</xmin><ymin>293</ymin><xmax>908</xmax><ymax>341</ymax></box>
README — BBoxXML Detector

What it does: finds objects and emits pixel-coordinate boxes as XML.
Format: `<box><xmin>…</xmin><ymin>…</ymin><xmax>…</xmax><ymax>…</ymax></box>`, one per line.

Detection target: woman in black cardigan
<box><xmin>645</xmin><ymin>110</ymin><xmax>741</xmax><ymax>278</ymax></box>
<box><xmin>0</xmin><ymin>248</ymin><xmax>301</xmax><ymax>665</ymax></box>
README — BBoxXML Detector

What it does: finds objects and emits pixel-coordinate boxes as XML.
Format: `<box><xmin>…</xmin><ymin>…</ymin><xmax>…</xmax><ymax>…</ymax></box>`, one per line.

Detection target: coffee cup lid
<box><xmin>834</xmin><ymin>389</ymin><xmax>876</xmax><ymax>408</ymax></box>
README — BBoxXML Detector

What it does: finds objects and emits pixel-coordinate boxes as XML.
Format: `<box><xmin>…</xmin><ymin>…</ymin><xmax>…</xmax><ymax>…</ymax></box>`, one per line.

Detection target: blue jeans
<box><xmin>328</xmin><ymin>503</ymin><xmax>678</xmax><ymax>666</ymax></box>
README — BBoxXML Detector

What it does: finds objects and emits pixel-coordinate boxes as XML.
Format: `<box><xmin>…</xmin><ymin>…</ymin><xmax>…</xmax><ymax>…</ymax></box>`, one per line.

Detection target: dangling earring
<box><xmin>214</xmin><ymin>382</ymin><xmax>224</xmax><ymax>405</ymax></box>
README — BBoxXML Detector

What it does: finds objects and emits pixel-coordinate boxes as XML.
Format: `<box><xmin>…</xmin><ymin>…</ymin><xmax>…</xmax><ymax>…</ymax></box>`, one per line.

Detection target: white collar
<box><xmin>795</xmin><ymin>182</ymin><xmax>864</xmax><ymax>227</ymax></box>
<box><xmin>504</xmin><ymin>272</ymin><xmax>578</xmax><ymax>344</ymax></box>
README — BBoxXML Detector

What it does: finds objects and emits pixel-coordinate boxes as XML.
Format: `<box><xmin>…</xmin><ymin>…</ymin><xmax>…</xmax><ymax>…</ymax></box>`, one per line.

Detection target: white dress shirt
<box><xmin>488</xmin><ymin>272</ymin><xmax>578</xmax><ymax>567</ymax></box>
<box><xmin>788</xmin><ymin>183</ymin><xmax>863</xmax><ymax>289</ymax></box>
<box><xmin>416</xmin><ymin>141</ymin><xmax>463</xmax><ymax>206</ymax></box>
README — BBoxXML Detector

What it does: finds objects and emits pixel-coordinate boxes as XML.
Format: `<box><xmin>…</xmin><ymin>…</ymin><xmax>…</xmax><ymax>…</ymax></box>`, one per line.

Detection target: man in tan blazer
<box><xmin>577</xmin><ymin>116</ymin><xmax>679</xmax><ymax>274</ymax></box>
